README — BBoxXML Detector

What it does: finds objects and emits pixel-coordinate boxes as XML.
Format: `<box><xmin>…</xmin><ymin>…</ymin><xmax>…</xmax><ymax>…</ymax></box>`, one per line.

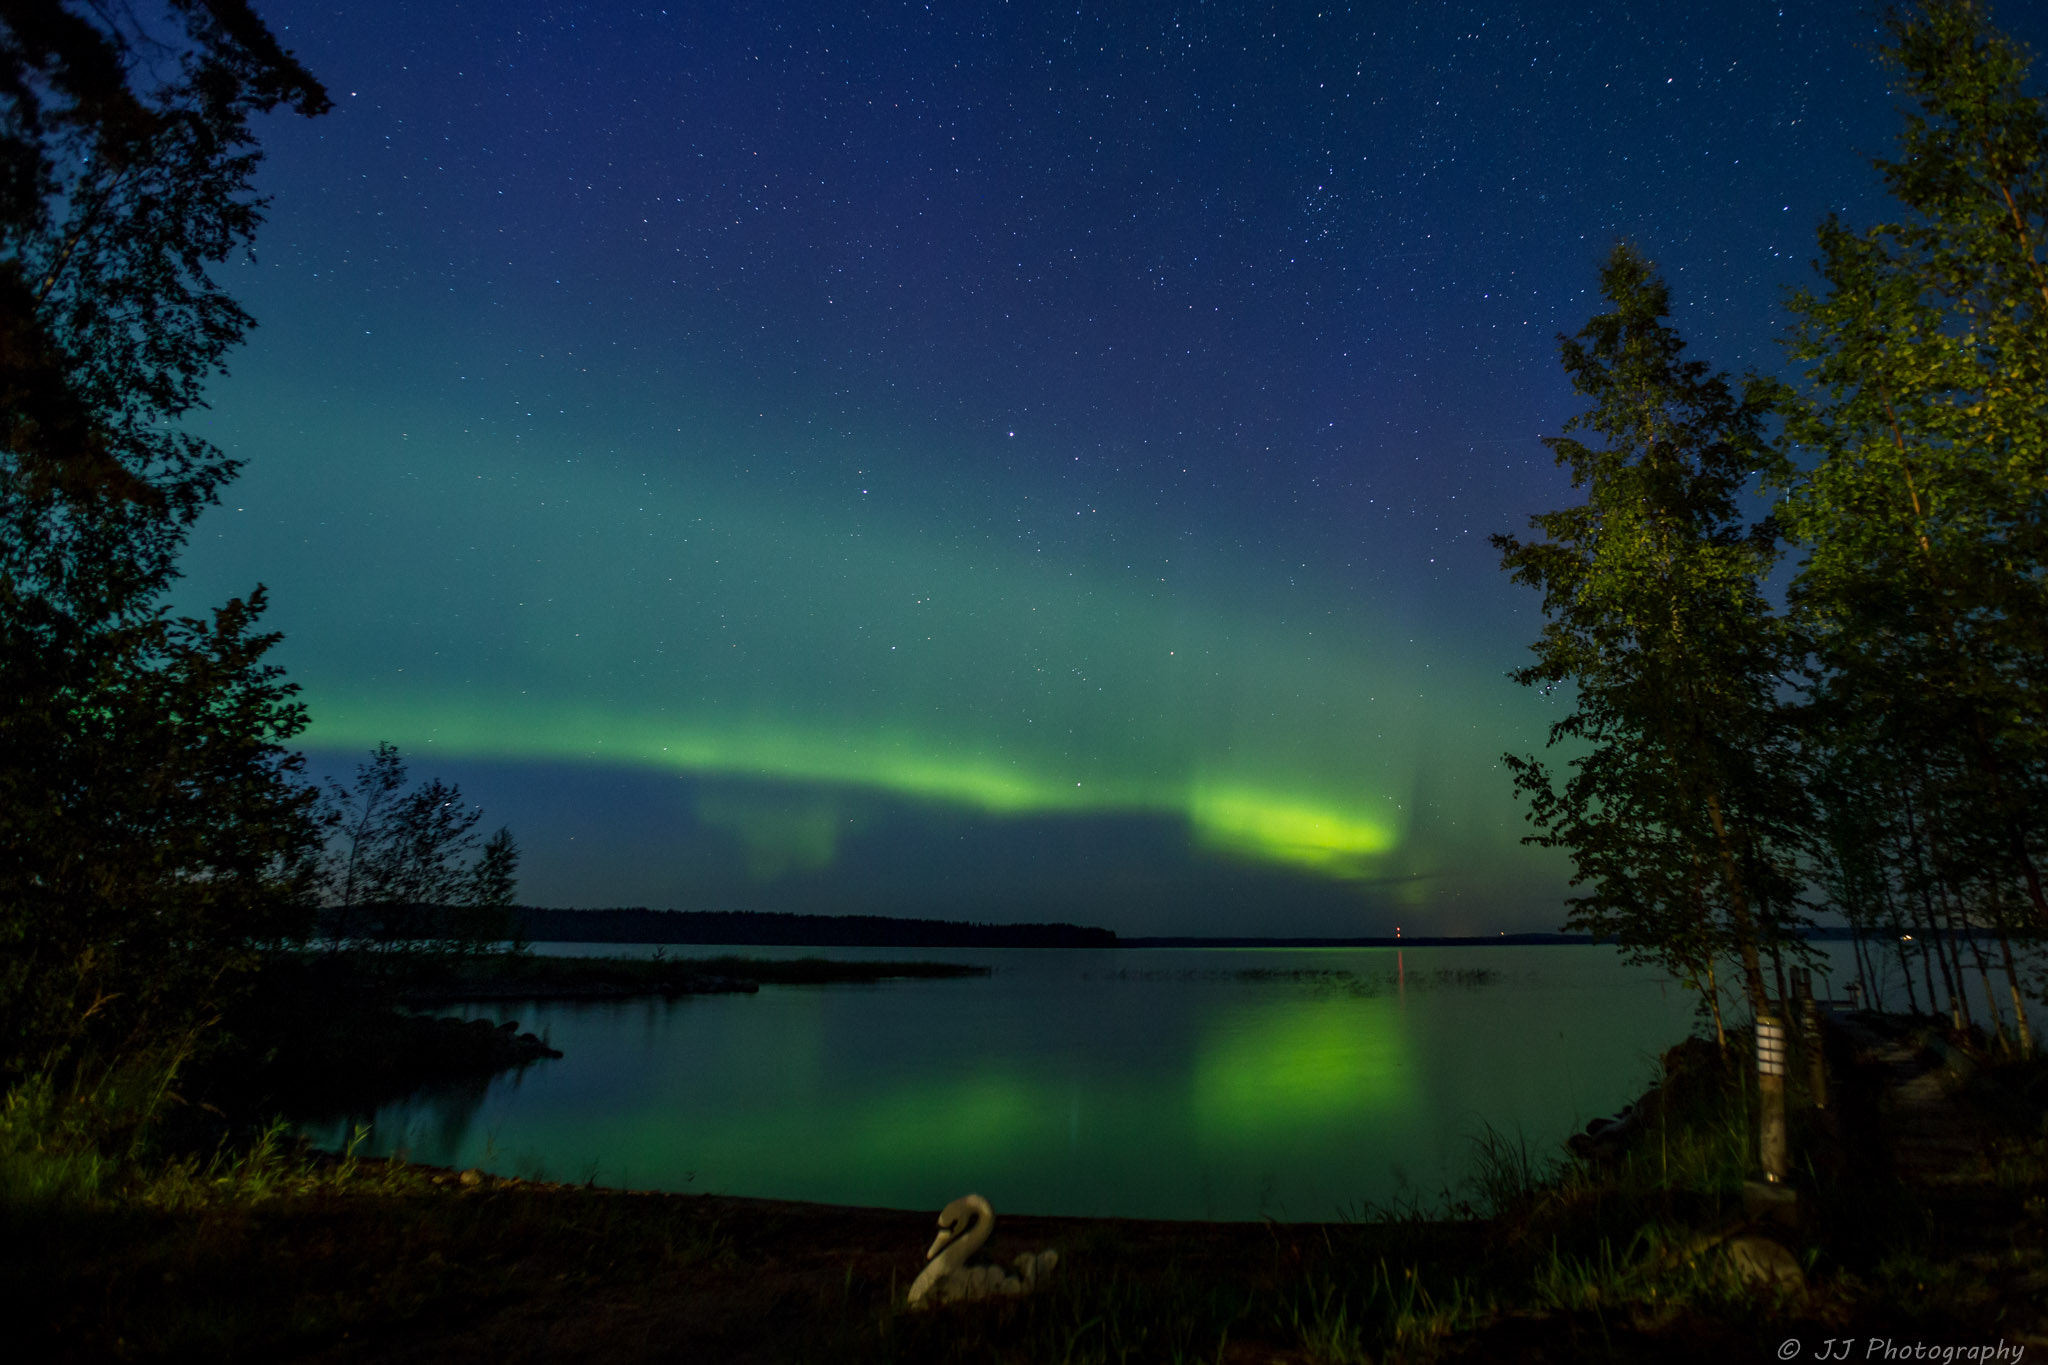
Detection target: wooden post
<box><xmin>1798</xmin><ymin>981</ymin><xmax>1828</xmax><ymax>1111</ymax></box>
<box><xmin>1756</xmin><ymin>1015</ymin><xmax>1789</xmax><ymax>1181</ymax></box>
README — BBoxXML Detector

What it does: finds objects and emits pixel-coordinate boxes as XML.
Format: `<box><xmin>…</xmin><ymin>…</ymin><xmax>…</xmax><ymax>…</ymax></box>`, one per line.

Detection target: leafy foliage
<box><xmin>318</xmin><ymin>743</ymin><xmax>522</xmax><ymax>959</ymax></box>
<box><xmin>0</xmin><ymin>4</ymin><xmax>328</xmax><ymax>1089</ymax></box>
<box><xmin>1495</xmin><ymin>243</ymin><xmax>1804</xmax><ymax>1016</ymax></box>
<box><xmin>1777</xmin><ymin>0</ymin><xmax>2048</xmax><ymax>1032</ymax></box>
<box><xmin>1</xmin><ymin>0</ymin><xmax>328</xmax><ymax>614</ymax></box>
<box><xmin>0</xmin><ymin>587</ymin><xmax>321</xmax><ymax>1080</ymax></box>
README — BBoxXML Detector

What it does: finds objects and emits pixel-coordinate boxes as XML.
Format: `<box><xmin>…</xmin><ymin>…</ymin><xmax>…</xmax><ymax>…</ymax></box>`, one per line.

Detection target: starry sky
<box><xmin>176</xmin><ymin>0</ymin><xmax>2047</xmax><ymax>936</ymax></box>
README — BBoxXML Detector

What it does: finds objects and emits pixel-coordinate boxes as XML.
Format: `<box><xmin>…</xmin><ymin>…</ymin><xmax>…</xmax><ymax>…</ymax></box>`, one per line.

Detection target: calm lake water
<box><xmin>304</xmin><ymin>943</ymin><xmax>1867</xmax><ymax>1221</ymax></box>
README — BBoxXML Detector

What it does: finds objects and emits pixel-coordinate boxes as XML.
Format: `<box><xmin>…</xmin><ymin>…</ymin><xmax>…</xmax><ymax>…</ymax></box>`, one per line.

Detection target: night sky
<box><xmin>175</xmin><ymin>1</ymin><xmax>2048</xmax><ymax>937</ymax></box>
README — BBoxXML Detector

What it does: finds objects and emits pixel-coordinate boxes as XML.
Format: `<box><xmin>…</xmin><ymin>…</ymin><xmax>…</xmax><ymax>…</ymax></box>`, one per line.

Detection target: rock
<box><xmin>1741</xmin><ymin>1177</ymin><xmax>1800</xmax><ymax>1228</ymax></box>
<box><xmin>459</xmin><ymin>1168</ymin><xmax>484</xmax><ymax>1187</ymax></box>
<box><xmin>1566</xmin><ymin>1103</ymin><xmax>1639</xmax><ymax>1160</ymax></box>
<box><xmin>1722</xmin><ymin>1234</ymin><xmax>1804</xmax><ymax>1290</ymax></box>
<box><xmin>1661</xmin><ymin>1036</ymin><xmax>1722</xmax><ymax>1082</ymax></box>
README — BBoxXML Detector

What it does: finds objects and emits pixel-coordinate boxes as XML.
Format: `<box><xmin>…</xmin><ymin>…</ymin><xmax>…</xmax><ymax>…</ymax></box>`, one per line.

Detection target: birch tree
<box><xmin>1780</xmin><ymin>0</ymin><xmax>2048</xmax><ymax>1034</ymax></box>
<box><xmin>1497</xmin><ymin>244</ymin><xmax>1805</xmax><ymax>1023</ymax></box>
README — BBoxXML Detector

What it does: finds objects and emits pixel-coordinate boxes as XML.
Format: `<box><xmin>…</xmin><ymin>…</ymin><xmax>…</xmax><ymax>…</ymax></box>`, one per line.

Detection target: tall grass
<box><xmin>0</xmin><ymin>1074</ymin><xmax>119</xmax><ymax>1205</ymax></box>
<box><xmin>853</xmin><ymin>1247</ymin><xmax>1486</xmax><ymax>1365</ymax></box>
<box><xmin>1281</xmin><ymin>1258</ymin><xmax>1486</xmax><ymax>1362</ymax></box>
<box><xmin>1462</xmin><ymin>1125</ymin><xmax>1550</xmax><ymax>1220</ymax></box>
<box><xmin>1416</xmin><ymin>1036</ymin><xmax>1784</xmax><ymax>1330</ymax></box>
<box><xmin>1</xmin><ymin>1067</ymin><xmax>738</xmax><ymax>1361</ymax></box>
<box><xmin>0</xmin><ymin>1059</ymin><xmax>392</xmax><ymax>1216</ymax></box>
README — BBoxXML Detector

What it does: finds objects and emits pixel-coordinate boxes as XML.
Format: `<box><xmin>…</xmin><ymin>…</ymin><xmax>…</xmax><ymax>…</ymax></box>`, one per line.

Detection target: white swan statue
<box><xmin>906</xmin><ymin>1193</ymin><xmax>1058</xmax><ymax>1307</ymax></box>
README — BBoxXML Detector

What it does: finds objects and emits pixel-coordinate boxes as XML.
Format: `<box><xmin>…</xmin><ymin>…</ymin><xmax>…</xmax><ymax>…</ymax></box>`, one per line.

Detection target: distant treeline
<box><xmin>511</xmin><ymin>907</ymin><xmax>1118</xmax><ymax>949</ymax></box>
<box><xmin>310</xmin><ymin>910</ymin><xmax>1919</xmax><ymax>951</ymax></box>
<box><xmin>1123</xmin><ymin>933</ymin><xmax>1595</xmax><ymax>948</ymax></box>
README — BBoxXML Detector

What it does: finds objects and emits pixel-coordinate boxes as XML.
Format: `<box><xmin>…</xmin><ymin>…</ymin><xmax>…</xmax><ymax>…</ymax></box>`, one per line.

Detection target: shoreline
<box><xmin>261</xmin><ymin>954</ymin><xmax>992</xmax><ymax>1115</ymax></box>
<box><xmin>22</xmin><ymin>1010</ymin><xmax>2048</xmax><ymax>1361</ymax></box>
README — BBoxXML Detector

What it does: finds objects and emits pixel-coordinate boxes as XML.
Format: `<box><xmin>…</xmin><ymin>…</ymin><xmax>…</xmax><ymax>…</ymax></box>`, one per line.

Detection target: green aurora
<box><xmin>187</xmin><ymin>368</ymin><xmax>1555</xmax><ymax>917</ymax></box>
<box><xmin>158</xmin><ymin>0</ymin><xmax>2035</xmax><ymax>932</ymax></box>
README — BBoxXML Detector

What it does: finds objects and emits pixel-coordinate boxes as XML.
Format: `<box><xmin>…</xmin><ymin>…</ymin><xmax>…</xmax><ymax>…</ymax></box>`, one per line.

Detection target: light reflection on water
<box><xmin>299</xmin><ymin>944</ymin><xmax>1864</xmax><ymax>1220</ymax></box>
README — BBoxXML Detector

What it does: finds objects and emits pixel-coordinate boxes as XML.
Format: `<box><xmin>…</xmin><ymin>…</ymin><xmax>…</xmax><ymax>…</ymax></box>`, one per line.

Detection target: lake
<box><xmin>303</xmin><ymin>943</ymin><xmax>1867</xmax><ymax>1221</ymax></box>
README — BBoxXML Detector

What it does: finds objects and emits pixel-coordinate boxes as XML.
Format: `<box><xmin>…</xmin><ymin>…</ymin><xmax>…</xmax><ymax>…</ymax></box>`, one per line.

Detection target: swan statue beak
<box><xmin>924</xmin><ymin>1226</ymin><xmax>957</xmax><ymax>1261</ymax></box>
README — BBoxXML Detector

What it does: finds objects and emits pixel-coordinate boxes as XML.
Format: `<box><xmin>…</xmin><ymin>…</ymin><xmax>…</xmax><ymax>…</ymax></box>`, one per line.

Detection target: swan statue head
<box><xmin>925</xmin><ymin>1193</ymin><xmax>992</xmax><ymax>1261</ymax></box>
<box><xmin>906</xmin><ymin>1194</ymin><xmax>1058</xmax><ymax>1308</ymax></box>
<box><xmin>908</xmin><ymin>1193</ymin><xmax>994</xmax><ymax>1306</ymax></box>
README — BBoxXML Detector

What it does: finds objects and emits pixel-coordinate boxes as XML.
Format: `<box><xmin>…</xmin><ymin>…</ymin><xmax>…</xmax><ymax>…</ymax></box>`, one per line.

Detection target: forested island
<box><xmin>509</xmin><ymin>906</ymin><xmax>1118</xmax><ymax>948</ymax></box>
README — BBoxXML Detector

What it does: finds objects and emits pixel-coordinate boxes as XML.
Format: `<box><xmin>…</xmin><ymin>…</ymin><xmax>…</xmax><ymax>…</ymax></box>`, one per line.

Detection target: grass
<box><xmin>0</xmin><ymin>1083</ymin><xmax>1493</xmax><ymax>1363</ymax></box>
<box><xmin>2</xmin><ymin>1085</ymin><xmax>736</xmax><ymax>1361</ymax></box>
<box><xmin>836</xmin><ymin>1228</ymin><xmax>1491</xmax><ymax>1365</ymax></box>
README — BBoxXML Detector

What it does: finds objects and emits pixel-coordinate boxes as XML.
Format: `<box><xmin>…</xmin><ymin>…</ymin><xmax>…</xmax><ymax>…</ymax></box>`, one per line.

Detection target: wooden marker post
<box><xmin>1797</xmin><ymin>973</ymin><xmax>1828</xmax><ymax>1112</ymax></box>
<box><xmin>1755</xmin><ymin>1015</ymin><xmax>1789</xmax><ymax>1181</ymax></box>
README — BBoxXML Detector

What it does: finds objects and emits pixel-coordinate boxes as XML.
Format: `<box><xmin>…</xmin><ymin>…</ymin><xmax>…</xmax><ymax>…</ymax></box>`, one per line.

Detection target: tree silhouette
<box><xmin>320</xmin><ymin>743</ymin><xmax>522</xmax><ymax>960</ymax></box>
<box><xmin>0</xmin><ymin>3</ymin><xmax>328</xmax><ymax>1089</ymax></box>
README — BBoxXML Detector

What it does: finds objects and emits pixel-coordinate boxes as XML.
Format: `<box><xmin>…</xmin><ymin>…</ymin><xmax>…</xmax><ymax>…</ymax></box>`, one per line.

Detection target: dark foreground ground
<box><xmin>11</xmin><ymin>1011</ymin><xmax>2048</xmax><ymax>1363</ymax></box>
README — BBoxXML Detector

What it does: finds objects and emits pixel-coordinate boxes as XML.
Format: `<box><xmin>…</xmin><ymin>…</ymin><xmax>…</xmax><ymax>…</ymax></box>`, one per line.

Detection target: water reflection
<box><xmin>305</xmin><ymin>945</ymin><xmax>1719</xmax><ymax>1219</ymax></box>
<box><xmin>1192</xmin><ymin>993</ymin><xmax>1409</xmax><ymax>1143</ymax></box>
